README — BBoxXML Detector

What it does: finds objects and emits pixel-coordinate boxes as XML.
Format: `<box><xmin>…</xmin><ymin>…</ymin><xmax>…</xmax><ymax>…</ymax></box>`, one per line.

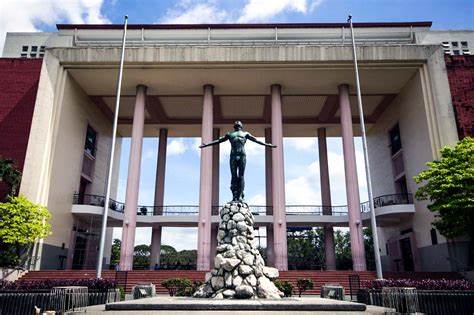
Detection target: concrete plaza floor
<box><xmin>86</xmin><ymin>296</ymin><xmax>391</xmax><ymax>314</ymax></box>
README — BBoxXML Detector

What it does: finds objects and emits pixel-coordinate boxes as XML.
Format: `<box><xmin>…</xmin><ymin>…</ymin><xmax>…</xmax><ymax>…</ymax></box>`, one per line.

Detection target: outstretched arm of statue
<box><xmin>199</xmin><ymin>134</ymin><xmax>228</xmax><ymax>148</ymax></box>
<box><xmin>246</xmin><ymin>133</ymin><xmax>277</xmax><ymax>148</ymax></box>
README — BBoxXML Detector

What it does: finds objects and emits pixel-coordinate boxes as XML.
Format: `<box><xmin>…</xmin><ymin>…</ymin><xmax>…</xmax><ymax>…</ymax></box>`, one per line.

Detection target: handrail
<box><xmin>72</xmin><ymin>193</ymin><xmax>413</xmax><ymax>216</ymax></box>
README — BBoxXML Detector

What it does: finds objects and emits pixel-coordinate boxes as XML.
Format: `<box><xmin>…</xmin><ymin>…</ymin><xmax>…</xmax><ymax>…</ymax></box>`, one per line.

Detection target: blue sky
<box><xmin>0</xmin><ymin>0</ymin><xmax>472</xmax><ymax>250</ymax></box>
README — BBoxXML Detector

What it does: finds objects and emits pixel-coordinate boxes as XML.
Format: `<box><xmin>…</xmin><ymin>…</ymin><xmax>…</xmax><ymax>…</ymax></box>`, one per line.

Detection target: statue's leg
<box><xmin>239</xmin><ymin>155</ymin><xmax>247</xmax><ymax>199</ymax></box>
<box><xmin>237</xmin><ymin>155</ymin><xmax>246</xmax><ymax>201</ymax></box>
<box><xmin>230</xmin><ymin>156</ymin><xmax>238</xmax><ymax>201</ymax></box>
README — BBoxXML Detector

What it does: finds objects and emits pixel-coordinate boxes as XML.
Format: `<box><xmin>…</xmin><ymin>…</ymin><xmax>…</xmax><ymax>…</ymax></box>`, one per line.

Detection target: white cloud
<box><xmin>159</xmin><ymin>0</ymin><xmax>323</xmax><ymax>26</ymax></box>
<box><xmin>0</xmin><ymin>0</ymin><xmax>110</xmax><ymax>53</ymax></box>
<box><xmin>238</xmin><ymin>0</ymin><xmax>308</xmax><ymax>23</ymax></box>
<box><xmin>286</xmin><ymin>137</ymin><xmax>317</xmax><ymax>152</ymax></box>
<box><xmin>247</xmin><ymin>193</ymin><xmax>265</xmax><ymax>205</ymax></box>
<box><xmin>284</xmin><ymin>149</ymin><xmax>368</xmax><ymax>206</ymax></box>
<box><xmin>167</xmin><ymin>139</ymin><xmax>187</xmax><ymax>156</ymax></box>
<box><xmin>161</xmin><ymin>1</ymin><xmax>228</xmax><ymax>24</ymax></box>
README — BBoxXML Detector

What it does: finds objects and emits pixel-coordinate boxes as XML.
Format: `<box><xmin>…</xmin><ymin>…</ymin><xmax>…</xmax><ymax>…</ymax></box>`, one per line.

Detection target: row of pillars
<box><xmin>118</xmin><ymin>83</ymin><xmax>366</xmax><ymax>272</ymax></box>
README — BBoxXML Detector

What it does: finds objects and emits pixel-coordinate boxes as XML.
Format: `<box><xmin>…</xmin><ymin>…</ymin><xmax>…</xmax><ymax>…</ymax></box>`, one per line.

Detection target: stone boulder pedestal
<box><xmin>194</xmin><ymin>202</ymin><xmax>283</xmax><ymax>299</ymax></box>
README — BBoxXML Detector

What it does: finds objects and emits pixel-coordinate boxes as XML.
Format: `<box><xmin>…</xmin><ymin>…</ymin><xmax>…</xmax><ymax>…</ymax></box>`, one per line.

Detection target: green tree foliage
<box><xmin>364</xmin><ymin>228</ymin><xmax>375</xmax><ymax>271</ymax></box>
<box><xmin>414</xmin><ymin>137</ymin><xmax>474</xmax><ymax>240</ymax></box>
<box><xmin>0</xmin><ymin>196</ymin><xmax>51</xmax><ymax>267</ymax></box>
<box><xmin>0</xmin><ymin>157</ymin><xmax>22</xmax><ymax>199</ymax></box>
<box><xmin>334</xmin><ymin>229</ymin><xmax>352</xmax><ymax>270</ymax></box>
<box><xmin>287</xmin><ymin>228</ymin><xmax>325</xmax><ymax>269</ymax></box>
<box><xmin>110</xmin><ymin>239</ymin><xmax>121</xmax><ymax>266</ymax></box>
<box><xmin>133</xmin><ymin>244</ymin><xmax>151</xmax><ymax>269</ymax></box>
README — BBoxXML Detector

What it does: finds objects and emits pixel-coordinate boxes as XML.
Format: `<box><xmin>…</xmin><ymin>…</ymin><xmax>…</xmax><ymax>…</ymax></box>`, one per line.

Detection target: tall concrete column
<box><xmin>318</xmin><ymin>127</ymin><xmax>336</xmax><ymax>270</ymax></box>
<box><xmin>150</xmin><ymin>128</ymin><xmax>168</xmax><ymax>269</ymax></box>
<box><xmin>210</xmin><ymin>128</ymin><xmax>220</xmax><ymax>265</ymax></box>
<box><xmin>264</xmin><ymin>127</ymin><xmax>274</xmax><ymax>266</ymax></box>
<box><xmin>119</xmin><ymin>85</ymin><xmax>147</xmax><ymax>271</ymax></box>
<box><xmin>339</xmin><ymin>84</ymin><xmax>367</xmax><ymax>271</ymax></box>
<box><xmin>197</xmin><ymin>84</ymin><xmax>214</xmax><ymax>270</ymax></box>
<box><xmin>270</xmin><ymin>84</ymin><xmax>288</xmax><ymax>271</ymax></box>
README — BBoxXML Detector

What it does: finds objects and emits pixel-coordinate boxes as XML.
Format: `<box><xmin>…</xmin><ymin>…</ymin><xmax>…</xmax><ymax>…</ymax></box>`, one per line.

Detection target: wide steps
<box><xmin>18</xmin><ymin>270</ymin><xmax>461</xmax><ymax>294</ymax></box>
<box><xmin>19</xmin><ymin>270</ymin><xmax>376</xmax><ymax>294</ymax></box>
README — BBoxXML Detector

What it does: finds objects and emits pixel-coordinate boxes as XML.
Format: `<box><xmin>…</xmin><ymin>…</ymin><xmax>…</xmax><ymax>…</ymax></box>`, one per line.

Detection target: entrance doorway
<box><xmin>399</xmin><ymin>237</ymin><xmax>414</xmax><ymax>271</ymax></box>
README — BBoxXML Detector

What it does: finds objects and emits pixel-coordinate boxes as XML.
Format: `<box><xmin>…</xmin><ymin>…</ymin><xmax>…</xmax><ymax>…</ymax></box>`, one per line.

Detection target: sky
<box><xmin>0</xmin><ymin>0</ymin><xmax>472</xmax><ymax>250</ymax></box>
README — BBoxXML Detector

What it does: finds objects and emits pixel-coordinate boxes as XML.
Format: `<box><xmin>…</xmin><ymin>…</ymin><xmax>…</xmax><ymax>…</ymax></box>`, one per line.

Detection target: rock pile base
<box><xmin>194</xmin><ymin>202</ymin><xmax>283</xmax><ymax>299</ymax></box>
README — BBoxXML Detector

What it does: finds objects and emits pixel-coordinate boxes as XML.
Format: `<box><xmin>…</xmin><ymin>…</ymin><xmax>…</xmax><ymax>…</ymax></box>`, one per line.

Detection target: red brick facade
<box><xmin>0</xmin><ymin>58</ymin><xmax>42</xmax><ymax>199</ymax></box>
<box><xmin>445</xmin><ymin>55</ymin><xmax>474</xmax><ymax>138</ymax></box>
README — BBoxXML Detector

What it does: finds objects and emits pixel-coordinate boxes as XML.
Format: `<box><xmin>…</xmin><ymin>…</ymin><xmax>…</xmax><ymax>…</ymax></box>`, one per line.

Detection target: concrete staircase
<box><xmin>18</xmin><ymin>270</ymin><xmax>462</xmax><ymax>294</ymax></box>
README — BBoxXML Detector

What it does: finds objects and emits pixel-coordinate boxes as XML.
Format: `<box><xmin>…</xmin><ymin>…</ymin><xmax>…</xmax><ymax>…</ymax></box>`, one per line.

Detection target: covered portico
<box><xmin>38</xmin><ymin>34</ymin><xmax>452</xmax><ymax>272</ymax></box>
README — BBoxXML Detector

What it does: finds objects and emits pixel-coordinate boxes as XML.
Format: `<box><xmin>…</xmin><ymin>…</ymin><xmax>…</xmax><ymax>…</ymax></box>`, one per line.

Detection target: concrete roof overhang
<box><xmin>49</xmin><ymin>44</ymin><xmax>438</xmax><ymax>137</ymax></box>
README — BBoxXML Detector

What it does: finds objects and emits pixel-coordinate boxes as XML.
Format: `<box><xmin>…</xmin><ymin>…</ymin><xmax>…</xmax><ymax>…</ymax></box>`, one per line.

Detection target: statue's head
<box><xmin>233</xmin><ymin>121</ymin><xmax>243</xmax><ymax>131</ymax></box>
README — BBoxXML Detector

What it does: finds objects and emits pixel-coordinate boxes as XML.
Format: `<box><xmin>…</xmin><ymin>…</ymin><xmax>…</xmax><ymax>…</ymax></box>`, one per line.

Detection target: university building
<box><xmin>1</xmin><ymin>22</ymin><xmax>473</xmax><ymax>273</ymax></box>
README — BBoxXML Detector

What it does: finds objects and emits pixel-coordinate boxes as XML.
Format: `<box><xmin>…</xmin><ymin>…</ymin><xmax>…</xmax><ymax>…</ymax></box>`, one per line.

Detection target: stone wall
<box><xmin>445</xmin><ymin>55</ymin><xmax>474</xmax><ymax>138</ymax></box>
<box><xmin>0</xmin><ymin>58</ymin><xmax>42</xmax><ymax>200</ymax></box>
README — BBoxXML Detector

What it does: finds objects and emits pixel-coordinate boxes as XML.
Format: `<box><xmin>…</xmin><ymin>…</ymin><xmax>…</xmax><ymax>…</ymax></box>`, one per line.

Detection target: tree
<box><xmin>414</xmin><ymin>137</ymin><xmax>474</xmax><ymax>239</ymax></box>
<box><xmin>0</xmin><ymin>196</ymin><xmax>51</xmax><ymax>267</ymax></box>
<box><xmin>414</xmin><ymin>137</ymin><xmax>474</xmax><ymax>264</ymax></box>
<box><xmin>0</xmin><ymin>157</ymin><xmax>22</xmax><ymax>199</ymax></box>
<box><xmin>133</xmin><ymin>244</ymin><xmax>151</xmax><ymax>269</ymax></box>
<box><xmin>287</xmin><ymin>228</ymin><xmax>325</xmax><ymax>269</ymax></box>
<box><xmin>110</xmin><ymin>239</ymin><xmax>121</xmax><ymax>267</ymax></box>
<box><xmin>363</xmin><ymin>228</ymin><xmax>375</xmax><ymax>271</ymax></box>
<box><xmin>334</xmin><ymin>229</ymin><xmax>352</xmax><ymax>270</ymax></box>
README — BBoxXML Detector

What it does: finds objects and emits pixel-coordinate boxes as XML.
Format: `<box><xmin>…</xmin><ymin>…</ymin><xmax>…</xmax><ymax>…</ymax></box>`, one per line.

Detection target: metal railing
<box><xmin>73</xmin><ymin>193</ymin><xmax>413</xmax><ymax>217</ymax></box>
<box><xmin>358</xmin><ymin>289</ymin><xmax>474</xmax><ymax>315</ymax></box>
<box><xmin>0</xmin><ymin>289</ymin><xmax>120</xmax><ymax>315</ymax></box>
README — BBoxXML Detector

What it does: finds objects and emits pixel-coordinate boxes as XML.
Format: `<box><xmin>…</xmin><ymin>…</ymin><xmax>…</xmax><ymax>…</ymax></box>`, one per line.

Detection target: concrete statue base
<box><xmin>193</xmin><ymin>201</ymin><xmax>283</xmax><ymax>299</ymax></box>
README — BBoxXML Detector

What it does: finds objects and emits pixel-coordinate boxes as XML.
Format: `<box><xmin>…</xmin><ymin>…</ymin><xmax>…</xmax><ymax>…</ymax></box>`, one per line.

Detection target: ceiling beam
<box><xmin>369</xmin><ymin>94</ymin><xmax>397</xmax><ymax>122</ymax></box>
<box><xmin>146</xmin><ymin>96</ymin><xmax>169</xmax><ymax>122</ymax></box>
<box><xmin>213</xmin><ymin>95</ymin><xmax>223</xmax><ymax>122</ymax></box>
<box><xmin>117</xmin><ymin>116</ymin><xmax>375</xmax><ymax>125</ymax></box>
<box><xmin>263</xmin><ymin>95</ymin><xmax>271</xmax><ymax>123</ymax></box>
<box><xmin>89</xmin><ymin>96</ymin><xmax>113</xmax><ymax>122</ymax></box>
<box><xmin>318</xmin><ymin>95</ymin><xmax>339</xmax><ymax>122</ymax></box>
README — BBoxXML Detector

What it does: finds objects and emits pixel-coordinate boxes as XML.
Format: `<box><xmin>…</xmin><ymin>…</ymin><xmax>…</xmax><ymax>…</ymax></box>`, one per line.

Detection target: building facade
<box><xmin>1</xmin><ymin>22</ymin><xmax>473</xmax><ymax>272</ymax></box>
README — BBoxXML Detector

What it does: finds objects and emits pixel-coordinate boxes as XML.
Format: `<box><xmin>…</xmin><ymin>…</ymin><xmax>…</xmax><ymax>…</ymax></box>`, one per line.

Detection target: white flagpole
<box><xmin>348</xmin><ymin>14</ymin><xmax>383</xmax><ymax>279</ymax></box>
<box><xmin>96</xmin><ymin>15</ymin><xmax>128</xmax><ymax>278</ymax></box>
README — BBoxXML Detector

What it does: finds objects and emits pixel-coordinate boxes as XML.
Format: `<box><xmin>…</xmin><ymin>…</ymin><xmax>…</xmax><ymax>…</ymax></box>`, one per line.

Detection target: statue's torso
<box><xmin>227</xmin><ymin>131</ymin><xmax>247</xmax><ymax>155</ymax></box>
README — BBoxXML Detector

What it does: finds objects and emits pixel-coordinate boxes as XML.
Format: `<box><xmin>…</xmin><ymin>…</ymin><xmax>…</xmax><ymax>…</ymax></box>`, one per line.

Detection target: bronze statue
<box><xmin>200</xmin><ymin>121</ymin><xmax>276</xmax><ymax>202</ymax></box>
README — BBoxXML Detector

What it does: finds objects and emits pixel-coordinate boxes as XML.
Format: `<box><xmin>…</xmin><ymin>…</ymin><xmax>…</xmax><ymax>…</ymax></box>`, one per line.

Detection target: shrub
<box><xmin>0</xmin><ymin>278</ymin><xmax>116</xmax><ymax>292</ymax></box>
<box><xmin>161</xmin><ymin>278</ymin><xmax>193</xmax><ymax>296</ymax></box>
<box><xmin>362</xmin><ymin>279</ymin><xmax>474</xmax><ymax>291</ymax></box>
<box><xmin>296</xmin><ymin>278</ymin><xmax>314</xmax><ymax>297</ymax></box>
<box><xmin>274</xmin><ymin>280</ymin><xmax>293</xmax><ymax>297</ymax></box>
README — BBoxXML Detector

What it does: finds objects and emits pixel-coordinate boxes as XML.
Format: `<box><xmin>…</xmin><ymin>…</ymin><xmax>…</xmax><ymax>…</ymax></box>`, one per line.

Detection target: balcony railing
<box><xmin>72</xmin><ymin>193</ymin><xmax>413</xmax><ymax>217</ymax></box>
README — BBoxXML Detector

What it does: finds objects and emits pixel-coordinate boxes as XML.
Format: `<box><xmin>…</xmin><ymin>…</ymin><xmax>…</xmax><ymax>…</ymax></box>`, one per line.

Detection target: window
<box><xmin>453</xmin><ymin>50</ymin><xmax>460</xmax><ymax>55</ymax></box>
<box><xmin>451</xmin><ymin>41</ymin><xmax>458</xmax><ymax>47</ymax></box>
<box><xmin>461</xmin><ymin>41</ymin><xmax>468</xmax><ymax>48</ymax></box>
<box><xmin>389</xmin><ymin>124</ymin><xmax>402</xmax><ymax>155</ymax></box>
<box><xmin>40</xmin><ymin>46</ymin><xmax>46</xmax><ymax>52</ymax></box>
<box><xmin>22</xmin><ymin>46</ymin><xmax>28</xmax><ymax>52</ymax></box>
<box><xmin>430</xmin><ymin>228</ymin><xmax>438</xmax><ymax>245</ymax></box>
<box><xmin>20</xmin><ymin>53</ymin><xmax>27</xmax><ymax>58</ymax></box>
<box><xmin>30</xmin><ymin>53</ymin><xmax>37</xmax><ymax>58</ymax></box>
<box><xmin>31</xmin><ymin>46</ymin><xmax>38</xmax><ymax>52</ymax></box>
<box><xmin>84</xmin><ymin>125</ymin><xmax>97</xmax><ymax>157</ymax></box>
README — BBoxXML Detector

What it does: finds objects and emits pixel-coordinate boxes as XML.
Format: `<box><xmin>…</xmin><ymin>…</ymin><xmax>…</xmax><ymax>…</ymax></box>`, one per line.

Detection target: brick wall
<box><xmin>445</xmin><ymin>55</ymin><xmax>474</xmax><ymax>138</ymax></box>
<box><xmin>0</xmin><ymin>58</ymin><xmax>42</xmax><ymax>199</ymax></box>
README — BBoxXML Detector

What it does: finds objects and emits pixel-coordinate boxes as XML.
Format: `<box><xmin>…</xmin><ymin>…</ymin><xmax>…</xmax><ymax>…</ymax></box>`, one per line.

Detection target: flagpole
<box><xmin>348</xmin><ymin>14</ymin><xmax>383</xmax><ymax>279</ymax></box>
<box><xmin>96</xmin><ymin>15</ymin><xmax>128</xmax><ymax>278</ymax></box>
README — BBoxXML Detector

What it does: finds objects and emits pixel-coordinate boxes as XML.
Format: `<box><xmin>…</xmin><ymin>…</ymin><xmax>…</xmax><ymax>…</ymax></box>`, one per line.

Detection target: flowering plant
<box><xmin>0</xmin><ymin>278</ymin><xmax>116</xmax><ymax>292</ymax></box>
<box><xmin>362</xmin><ymin>279</ymin><xmax>474</xmax><ymax>291</ymax></box>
